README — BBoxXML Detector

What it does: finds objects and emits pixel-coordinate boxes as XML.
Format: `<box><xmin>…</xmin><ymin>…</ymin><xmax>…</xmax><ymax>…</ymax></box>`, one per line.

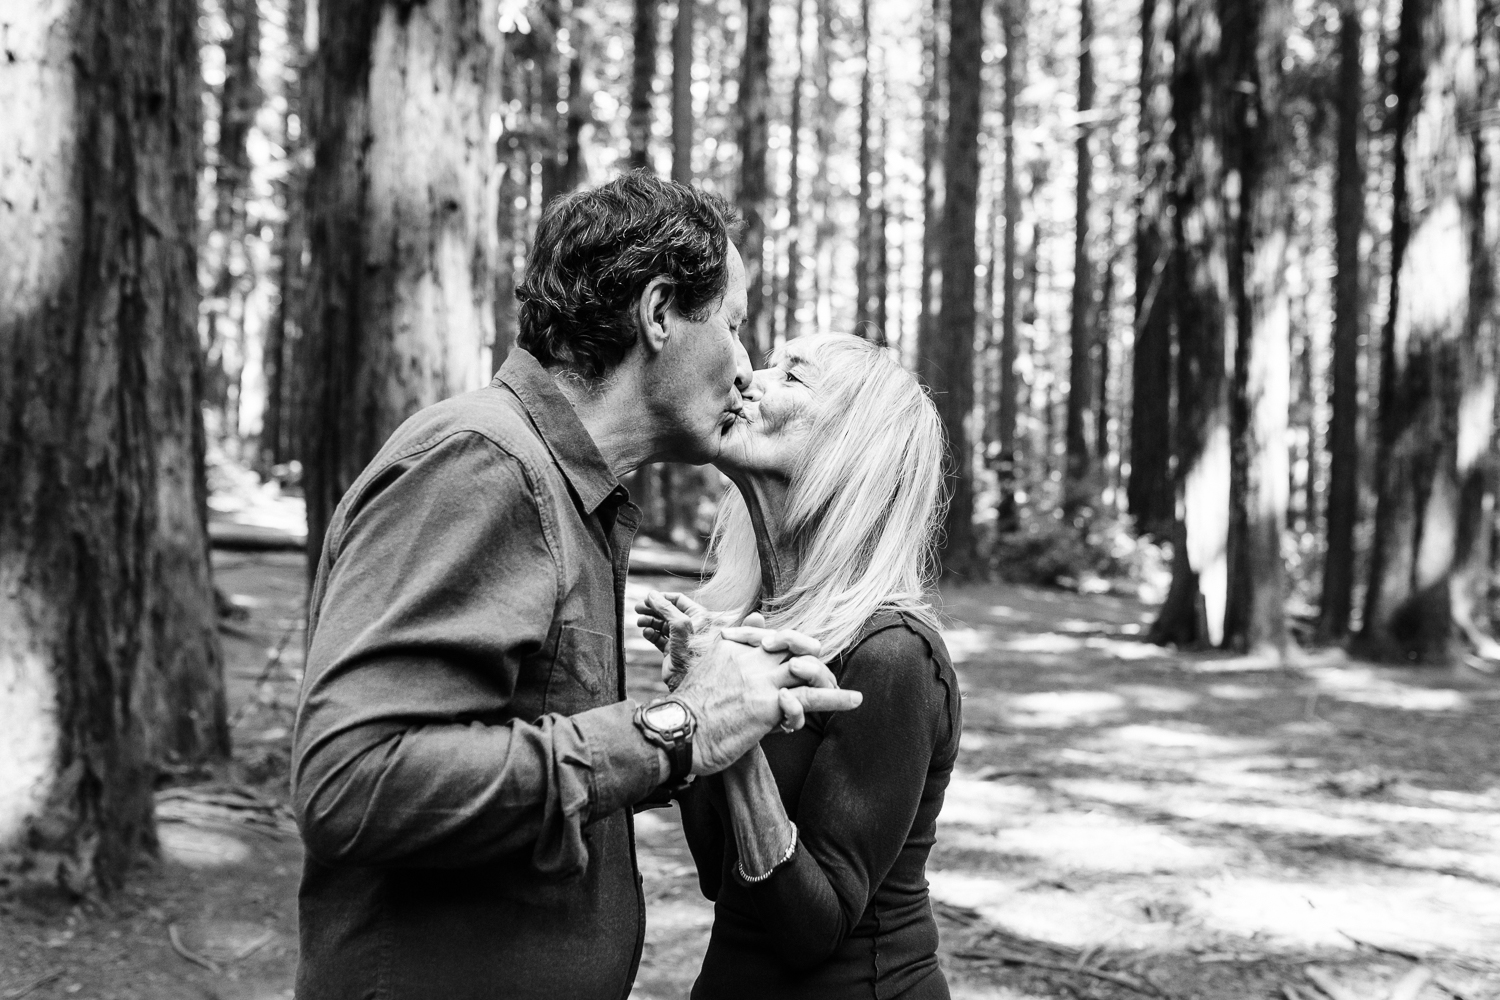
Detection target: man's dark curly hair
<box><xmin>515</xmin><ymin>172</ymin><xmax>744</xmax><ymax>381</ymax></box>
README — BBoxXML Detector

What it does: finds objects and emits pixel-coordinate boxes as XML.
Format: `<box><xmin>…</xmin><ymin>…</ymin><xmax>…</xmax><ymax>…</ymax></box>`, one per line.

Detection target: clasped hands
<box><xmin>634</xmin><ymin>592</ymin><xmax>861</xmax><ymax>775</ymax></box>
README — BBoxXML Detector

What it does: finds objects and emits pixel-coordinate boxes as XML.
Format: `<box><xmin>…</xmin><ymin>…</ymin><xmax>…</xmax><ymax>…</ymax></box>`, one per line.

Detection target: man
<box><xmin>291</xmin><ymin>173</ymin><xmax>860</xmax><ymax>1000</ymax></box>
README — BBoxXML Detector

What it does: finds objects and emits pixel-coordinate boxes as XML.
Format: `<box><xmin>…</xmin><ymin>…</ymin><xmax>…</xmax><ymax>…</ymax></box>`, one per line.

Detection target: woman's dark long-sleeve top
<box><xmin>677</xmin><ymin>611</ymin><xmax>962</xmax><ymax>1000</ymax></box>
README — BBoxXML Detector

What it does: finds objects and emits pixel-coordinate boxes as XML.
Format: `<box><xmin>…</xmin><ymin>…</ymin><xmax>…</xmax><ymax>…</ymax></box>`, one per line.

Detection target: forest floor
<box><xmin>4</xmin><ymin>545</ymin><xmax>1500</xmax><ymax>1000</ymax></box>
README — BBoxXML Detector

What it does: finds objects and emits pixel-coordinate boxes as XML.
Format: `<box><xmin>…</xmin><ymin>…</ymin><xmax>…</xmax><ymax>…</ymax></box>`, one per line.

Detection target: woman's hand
<box><xmin>634</xmin><ymin>591</ymin><xmax>712</xmax><ymax>691</ymax></box>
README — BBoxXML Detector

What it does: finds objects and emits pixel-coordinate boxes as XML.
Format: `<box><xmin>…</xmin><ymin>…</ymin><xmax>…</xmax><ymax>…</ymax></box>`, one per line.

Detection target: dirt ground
<box><xmin>4</xmin><ymin>549</ymin><xmax>1499</xmax><ymax>1000</ymax></box>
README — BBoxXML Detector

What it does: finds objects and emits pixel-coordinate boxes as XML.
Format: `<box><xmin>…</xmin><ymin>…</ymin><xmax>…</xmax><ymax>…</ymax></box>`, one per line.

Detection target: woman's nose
<box><xmin>741</xmin><ymin>370</ymin><xmax>768</xmax><ymax>401</ymax></box>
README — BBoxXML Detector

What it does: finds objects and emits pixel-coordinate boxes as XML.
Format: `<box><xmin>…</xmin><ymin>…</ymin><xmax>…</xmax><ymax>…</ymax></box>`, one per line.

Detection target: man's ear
<box><xmin>636</xmin><ymin>277</ymin><xmax>675</xmax><ymax>356</ymax></box>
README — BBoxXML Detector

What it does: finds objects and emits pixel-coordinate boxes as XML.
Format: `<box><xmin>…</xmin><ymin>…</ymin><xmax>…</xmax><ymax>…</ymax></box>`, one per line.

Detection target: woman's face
<box><xmin>716</xmin><ymin>347</ymin><xmax>823</xmax><ymax>476</ymax></box>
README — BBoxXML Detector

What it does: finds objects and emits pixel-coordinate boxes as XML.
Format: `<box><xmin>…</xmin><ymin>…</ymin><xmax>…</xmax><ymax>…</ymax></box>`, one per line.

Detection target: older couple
<box><xmin>292</xmin><ymin>172</ymin><xmax>960</xmax><ymax>1000</ymax></box>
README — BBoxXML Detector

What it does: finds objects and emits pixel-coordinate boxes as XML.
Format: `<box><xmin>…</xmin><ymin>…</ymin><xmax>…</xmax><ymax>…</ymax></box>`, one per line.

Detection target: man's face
<box><xmin>651</xmin><ymin>244</ymin><xmax>753</xmax><ymax>463</ymax></box>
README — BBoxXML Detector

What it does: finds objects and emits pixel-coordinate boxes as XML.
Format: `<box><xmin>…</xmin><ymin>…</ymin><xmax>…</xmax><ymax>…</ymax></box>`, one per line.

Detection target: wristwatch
<box><xmin>633</xmin><ymin>696</ymin><xmax>697</xmax><ymax>789</ymax></box>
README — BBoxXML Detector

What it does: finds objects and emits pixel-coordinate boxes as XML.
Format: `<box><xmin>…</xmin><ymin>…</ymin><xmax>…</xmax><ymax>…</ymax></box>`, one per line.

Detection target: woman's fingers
<box><xmin>742</xmin><ymin>612</ymin><xmax>767</xmax><ymax>629</ymax></box>
<box><xmin>777</xmin><ymin>688</ymin><xmax>805</xmax><ymax>733</ymax></box>
<box><xmin>784</xmin><ymin>654</ymin><xmax>841</xmax><ymax>689</ymax></box>
<box><xmin>759</xmin><ymin>629</ymin><xmax>821</xmax><ymax>657</ymax></box>
<box><xmin>787</xmin><ymin>687</ymin><xmax>863</xmax><ymax>713</ymax></box>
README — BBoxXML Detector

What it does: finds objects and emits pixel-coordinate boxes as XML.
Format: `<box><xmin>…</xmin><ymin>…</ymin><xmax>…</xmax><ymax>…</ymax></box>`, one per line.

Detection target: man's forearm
<box><xmin>294</xmin><ymin>700</ymin><xmax>668</xmax><ymax>872</ymax></box>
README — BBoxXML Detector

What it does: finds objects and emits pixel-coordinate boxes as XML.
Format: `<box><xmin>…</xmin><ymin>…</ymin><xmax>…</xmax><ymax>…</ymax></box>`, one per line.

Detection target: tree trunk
<box><xmin>996</xmin><ymin>0</ymin><xmax>1022</xmax><ymax>532</ymax></box>
<box><xmin>560</xmin><ymin>26</ymin><xmax>590</xmax><ymax>194</ymax></box>
<box><xmin>783</xmin><ymin>0</ymin><xmax>808</xmax><ymax>340</ymax></box>
<box><xmin>629</xmin><ymin>0</ymin><xmax>660</xmax><ymax>171</ymax></box>
<box><xmin>494</xmin><ymin>26</ymin><xmax>534</xmax><ymax>374</ymax></box>
<box><xmin>206</xmin><ymin>0</ymin><xmax>262</xmax><ymax>445</ymax></box>
<box><xmin>1150</xmin><ymin>0</ymin><xmax>1235</xmax><ymax>647</ymax></box>
<box><xmin>671</xmin><ymin>0</ymin><xmax>694</xmax><ymax>183</ymax></box>
<box><xmin>1063</xmin><ymin>0</ymin><xmax>1095</xmax><ymax>517</ymax></box>
<box><xmin>1</xmin><ymin>0</ymin><xmax>225</xmax><ymax>892</ymax></box>
<box><xmin>1224</xmin><ymin>0</ymin><xmax>1292</xmax><ymax>657</ymax></box>
<box><xmin>930</xmin><ymin>0</ymin><xmax>983</xmax><ymax>579</ymax></box>
<box><xmin>263</xmin><ymin>0</ymin><xmax>308</xmax><ymax>468</ymax></box>
<box><xmin>1128</xmin><ymin>0</ymin><xmax>1176</xmax><ymax>539</ymax></box>
<box><xmin>536</xmin><ymin>0</ymin><xmax>567</xmax><ymax>205</ymax></box>
<box><xmin>1319</xmin><ymin>0</ymin><xmax>1365</xmax><ymax>640</ymax></box>
<box><xmin>303</xmin><ymin>0</ymin><xmax>503</xmax><ymax>571</ymax></box>
<box><xmin>917</xmin><ymin>0</ymin><xmax>946</xmax><ymax>373</ymax></box>
<box><xmin>736</xmin><ymin>0</ymin><xmax>772</xmax><ymax>366</ymax></box>
<box><xmin>1356</xmin><ymin>0</ymin><xmax>1485</xmax><ymax>663</ymax></box>
<box><xmin>855</xmin><ymin>0</ymin><xmax>875</xmax><ymax>336</ymax></box>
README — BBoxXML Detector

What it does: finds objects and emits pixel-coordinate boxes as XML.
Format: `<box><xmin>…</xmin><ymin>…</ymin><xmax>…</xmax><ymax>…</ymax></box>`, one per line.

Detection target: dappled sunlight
<box><xmin>1097</xmin><ymin>723</ymin><xmax>1270</xmax><ymax>756</ymax></box>
<box><xmin>1207</xmin><ymin>682</ymin><xmax>1273</xmax><ymax>700</ymax></box>
<box><xmin>1000</xmin><ymin>633</ymin><xmax>1090</xmax><ymax>655</ymax></box>
<box><xmin>941</xmin><ymin>626</ymin><xmax>993</xmax><ymax>664</ymax></box>
<box><xmin>1114</xmin><ymin>684</ymin><xmax>1200</xmax><ymax>712</ymax></box>
<box><xmin>961</xmin><ymin>812</ymin><xmax>1232</xmax><ymax>875</ymax></box>
<box><xmin>1194</xmin><ymin>873</ymin><xmax>1500</xmax><ymax>952</ymax></box>
<box><xmin>1304</xmin><ymin>664</ymin><xmax>1472</xmax><ymax>712</ymax></box>
<box><xmin>158</xmin><ymin>823</ymin><xmax>252</xmax><ymax>867</ymax></box>
<box><xmin>940</xmin><ymin>775</ymin><xmax>1048</xmax><ymax>828</ymax></box>
<box><xmin>928</xmin><ymin>870</ymin><xmax>1192</xmax><ymax>949</ymax></box>
<box><xmin>1162</xmin><ymin>798</ymin><xmax>1381</xmax><ymax>838</ymax></box>
<box><xmin>1003</xmin><ymin>690</ymin><xmax>1127</xmax><ymax>727</ymax></box>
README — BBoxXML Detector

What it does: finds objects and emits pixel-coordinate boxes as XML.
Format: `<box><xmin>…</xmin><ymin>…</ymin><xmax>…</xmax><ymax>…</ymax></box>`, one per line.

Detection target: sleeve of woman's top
<box><xmin>676</xmin><ymin>776</ymin><xmax>729</xmax><ymax>901</ymax></box>
<box><xmin>739</xmin><ymin>623</ymin><xmax>954</xmax><ymax>971</ymax></box>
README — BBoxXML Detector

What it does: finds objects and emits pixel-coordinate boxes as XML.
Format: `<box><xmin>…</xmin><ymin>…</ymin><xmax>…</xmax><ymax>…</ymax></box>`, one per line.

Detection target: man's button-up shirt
<box><xmin>292</xmin><ymin>348</ymin><xmax>663</xmax><ymax>1000</ymax></box>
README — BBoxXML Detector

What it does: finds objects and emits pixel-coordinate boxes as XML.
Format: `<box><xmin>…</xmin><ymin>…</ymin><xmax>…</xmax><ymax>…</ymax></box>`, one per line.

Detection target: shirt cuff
<box><xmin>574</xmin><ymin>700</ymin><xmax>668</xmax><ymax>823</ymax></box>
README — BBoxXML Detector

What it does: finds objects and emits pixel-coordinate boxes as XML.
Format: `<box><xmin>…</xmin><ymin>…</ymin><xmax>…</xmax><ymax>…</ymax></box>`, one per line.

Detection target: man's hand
<box><xmin>673</xmin><ymin>634</ymin><xmax>862</xmax><ymax>775</ymax></box>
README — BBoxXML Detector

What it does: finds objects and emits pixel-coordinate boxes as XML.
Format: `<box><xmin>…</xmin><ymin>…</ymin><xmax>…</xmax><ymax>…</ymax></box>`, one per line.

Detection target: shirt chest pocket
<box><xmin>544</xmin><ymin>623</ymin><xmax>615</xmax><ymax>715</ymax></box>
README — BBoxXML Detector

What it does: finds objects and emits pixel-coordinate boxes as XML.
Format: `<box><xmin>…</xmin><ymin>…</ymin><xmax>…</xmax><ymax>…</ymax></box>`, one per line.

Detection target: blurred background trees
<box><xmin>3</xmin><ymin>0</ymin><xmax>1499</xmax><ymax>892</ymax></box>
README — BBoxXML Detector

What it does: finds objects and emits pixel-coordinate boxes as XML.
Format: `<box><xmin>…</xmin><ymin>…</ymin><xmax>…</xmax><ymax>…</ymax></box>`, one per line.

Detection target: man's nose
<box><xmin>732</xmin><ymin>340</ymin><xmax>754</xmax><ymax>394</ymax></box>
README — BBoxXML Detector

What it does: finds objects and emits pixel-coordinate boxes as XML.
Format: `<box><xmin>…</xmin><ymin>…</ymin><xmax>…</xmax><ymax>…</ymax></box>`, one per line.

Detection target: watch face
<box><xmin>646</xmin><ymin>701</ymin><xmax>689</xmax><ymax>732</ymax></box>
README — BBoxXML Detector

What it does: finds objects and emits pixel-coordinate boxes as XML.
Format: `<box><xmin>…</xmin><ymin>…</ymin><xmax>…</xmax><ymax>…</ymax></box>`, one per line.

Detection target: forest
<box><xmin>2</xmin><ymin>0</ymin><xmax>1500</xmax><ymax>986</ymax></box>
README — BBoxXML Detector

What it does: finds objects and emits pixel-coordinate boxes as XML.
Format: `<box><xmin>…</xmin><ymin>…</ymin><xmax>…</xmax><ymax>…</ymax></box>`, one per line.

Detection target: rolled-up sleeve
<box><xmin>291</xmin><ymin>431</ymin><xmax>661</xmax><ymax>875</ymax></box>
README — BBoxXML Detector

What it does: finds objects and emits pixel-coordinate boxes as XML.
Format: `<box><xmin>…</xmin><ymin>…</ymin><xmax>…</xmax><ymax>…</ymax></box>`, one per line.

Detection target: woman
<box><xmin>637</xmin><ymin>333</ymin><xmax>962</xmax><ymax>999</ymax></box>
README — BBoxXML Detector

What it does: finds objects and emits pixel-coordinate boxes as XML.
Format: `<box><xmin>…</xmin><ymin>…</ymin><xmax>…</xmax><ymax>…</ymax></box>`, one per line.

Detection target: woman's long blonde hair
<box><xmin>696</xmin><ymin>334</ymin><xmax>946</xmax><ymax>660</ymax></box>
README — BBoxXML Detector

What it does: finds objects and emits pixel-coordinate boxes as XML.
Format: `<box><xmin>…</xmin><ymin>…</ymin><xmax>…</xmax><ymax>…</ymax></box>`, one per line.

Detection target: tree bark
<box><xmin>536</xmin><ymin>0</ymin><xmax>567</xmax><ymax>205</ymax></box>
<box><xmin>1318</xmin><ymin>0</ymin><xmax>1366</xmax><ymax>640</ymax></box>
<box><xmin>671</xmin><ymin>0</ymin><xmax>695</xmax><ymax>183</ymax></box>
<box><xmin>736</xmin><ymin>0</ymin><xmax>772</xmax><ymax>366</ymax></box>
<box><xmin>1224</xmin><ymin>0</ymin><xmax>1292</xmax><ymax>657</ymax></box>
<box><xmin>930</xmin><ymin>0</ymin><xmax>983</xmax><ymax>579</ymax></box>
<box><xmin>855</xmin><ymin>0</ymin><xmax>875</xmax><ymax>336</ymax></box>
<box><xmin>1063</xmin><ymin>0</ymin><xmax>1096</xmax><ymax>517</ymax></box>
<box><xmin>205</xmin><ymin>0</ymin><xmax>263</xmax><ymax>444</ymax></box>
<box><xmin>263</xmin><ymin>0</ymin><xmax>308</xmax><ymax>469</ymax></box>
<box><xmin>1128</xmin><ymin>0</ymin><xmax>1176</xmax><ymax>539</ymax></box>
<box><xmin>917</xmin><ymin>0</ymin><xmax>946</xmax><ymax>373</ymax></box>
<box><xmin>629</xmin><ymin>0</ymin><xmax>660</xmax><ymax>171</ymax></box>
<box><xmin>303</xmin><ymin>0</ymin><xmax>503</xmax><ymax>572</ymax></box>
<box><xmin>996</xmin><ymin>0</ymin><xmax>1022</xmax><ymax>532</ymax></box>
<box><xmin>783</xmin><ymin>0</ymin><xmax>808</xmax><ymax>340</ymax></box>
<box><xmin>0</xmin><ymin>0</ymin><xmax>225</xmax><ymax>892</ymax></box>
<box><xmin>1150</xmin><ymin>0</ymin><xmax>1235</xmax><ymax>647</ymax></box>
<box><xmin>1356</xmin><ymin>0</ymin><xmax>1485</xmax><ymax>663</ymax></box>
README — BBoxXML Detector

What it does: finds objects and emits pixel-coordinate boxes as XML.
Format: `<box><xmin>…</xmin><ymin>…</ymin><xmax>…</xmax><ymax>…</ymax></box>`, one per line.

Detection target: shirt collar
<box><xmin>493</xmin><ymin>349</ymin><xmax>624</xmax><ymax>515</ymax></box>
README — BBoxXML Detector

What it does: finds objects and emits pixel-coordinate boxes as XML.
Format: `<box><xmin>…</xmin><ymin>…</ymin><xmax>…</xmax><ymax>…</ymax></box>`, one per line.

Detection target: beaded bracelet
<box><xmin>735</xmin><ymin>822</ymin><xmax>799</xmax><ymax>884</ymax></box>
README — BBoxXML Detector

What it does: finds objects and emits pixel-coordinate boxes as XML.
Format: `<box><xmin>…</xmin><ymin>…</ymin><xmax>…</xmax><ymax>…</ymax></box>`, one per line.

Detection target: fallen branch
<box><xmin>3</xmin><ymin>970</ymin><xmax>63</xmax><ymax>1000</ymax></box>
<box><xmin>168</xmin><ymin>924</ymin><xmax>222</xmax><ymax>975</ymax></box>
<box><xmin>232</xmin><ymin>928</ymin><xmax>276</xmax><ymax>961</ymax></box>
<box><xmin>986</xmin><ymin>945</ymin><xmax>1173</xmax><ymax>999</ymax></box>
<box><xmin>1303</xmin><ymin>966</ymin><xmax>1364</xmax><ymax>1000</ymax></box>
<box><xmin>1338</xmin><ymin>931</ymin><xmax>1425</xmax><ymax>964</ymax></box>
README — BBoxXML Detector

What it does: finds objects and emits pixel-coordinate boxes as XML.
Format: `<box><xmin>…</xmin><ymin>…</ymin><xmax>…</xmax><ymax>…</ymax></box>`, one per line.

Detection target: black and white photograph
<box><xmin>1</xmin><ymin>0</ymin><xmax>1498</xmax><ymax>996</ymax></box>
